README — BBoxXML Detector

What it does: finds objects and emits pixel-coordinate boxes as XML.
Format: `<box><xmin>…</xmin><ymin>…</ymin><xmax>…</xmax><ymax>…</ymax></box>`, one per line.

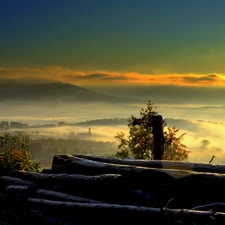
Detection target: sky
<box><xmin>1</xmin><ymin>0</ymin><xmax>225</xmax><ymax>164</ymax></box>
<box><xmin>1</xmin><ymin>0</ymin><xmax>225</xmax><ymax>87</ymax></box>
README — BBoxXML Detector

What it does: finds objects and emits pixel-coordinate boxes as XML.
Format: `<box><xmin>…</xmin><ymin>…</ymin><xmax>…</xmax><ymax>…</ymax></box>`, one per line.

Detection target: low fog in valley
<box><xmin>0</xmin><ymin>80</ymin><xmax>225</xmax><ymax>166</ymax></box>
<box><xmin>1</xmin><ymin>98</ymin><xmax>225</xmax><ymax>166</ymax></box>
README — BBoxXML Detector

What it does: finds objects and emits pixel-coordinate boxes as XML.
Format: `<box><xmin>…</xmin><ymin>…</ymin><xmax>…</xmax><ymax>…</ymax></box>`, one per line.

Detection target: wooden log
<box><xmin>51</xmin><ymin>154</ymin><xmax>176</xmax><ymax>189</ymax></box>
<box><xmin>73</xmin><ymin>154</ymin><xmax>225</xmax><ymax>174</ymax></box>
<box><xmin>13</xmin><ymin>170</ymin><xmax>124</xmax><ymax>187</ymax></box>
<box><xmin>35</xmin><ymin>188</ymin><xmax>154</xmax><ymax>207</ymax></box>
<box><xmin>6</xmin><ymin>185</ymin><xmax>30</xmax><ymax>192</ymax></box>
<box><xmin>27</xmin><ymin>198</ymin><xmax>225</xmax><ymax>225</ymax></box>
<box><xmin>35</xmin><ymin>189</ymin><xmax>106</xmax><ymax>204</ymax></box>
<box><xmin>3</xmin><ymin>181</ymin><xmax>154</xmax><ymax>207</ymax></box>
<box><xmin>51</xmin><ymin>154</ymin><xmax>225</xmax><ymax>187</ymax></box>
<box><xmin>27</xmin><ymin>198</ymin><xmax>164</xmax><ymax>225</ymax></box>
<box><xmin>9</xmin><ymin>171</ymin><xmax>125</xmax><ymax>203</ymax></box>
<box><xmin>0</xmin><ymin>176</ymin><xmax>35</xmax><ymax>187</ymax></box>
<box><xmin>5</xmin><ymin>185</ymin><xmax>106</xmax><ymax>204</ymax></box>
<box><xmin>191</xmin><ymin>202</ymin><xmax>225</xmax><ymax>212</ymax></box>
<box><xmin>51</xmin><ymin>154</ymin><xmax>225</xmax><ymax>206</ymax></box>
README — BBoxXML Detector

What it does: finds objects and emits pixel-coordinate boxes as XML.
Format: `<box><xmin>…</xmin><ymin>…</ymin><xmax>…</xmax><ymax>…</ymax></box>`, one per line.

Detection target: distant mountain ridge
<box><xmin>0</xmin><ymin>82</ymin><xmax>132</xmax><ymax>103</ymax></box>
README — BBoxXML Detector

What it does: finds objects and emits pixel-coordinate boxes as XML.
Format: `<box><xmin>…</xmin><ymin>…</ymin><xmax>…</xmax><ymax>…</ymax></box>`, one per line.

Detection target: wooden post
<box><xmin>152</xmin><ymin>115</ymin><xmax>164</xmax><ymax>160</ymax></box>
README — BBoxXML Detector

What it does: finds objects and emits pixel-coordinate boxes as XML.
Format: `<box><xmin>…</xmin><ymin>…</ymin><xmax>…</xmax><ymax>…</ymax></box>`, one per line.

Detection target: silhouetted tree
<box><xmin>115</xmin><ymin>101</ymin><xmax>190</xmax><ymax>161</ymax></box>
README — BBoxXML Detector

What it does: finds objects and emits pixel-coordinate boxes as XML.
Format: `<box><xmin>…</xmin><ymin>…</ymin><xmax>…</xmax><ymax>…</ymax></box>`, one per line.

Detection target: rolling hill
<box><xmin>0</xmin><ymin>82</ymin><xmax>132</xmax><ymax>103</ymax></box>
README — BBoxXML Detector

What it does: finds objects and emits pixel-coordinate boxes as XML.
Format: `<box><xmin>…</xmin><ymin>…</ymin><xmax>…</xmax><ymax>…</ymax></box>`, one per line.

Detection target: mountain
<box><xmin>0</xmin><ymin>82</ymin><xmax>132</xmax><ymax>103</ymax></box>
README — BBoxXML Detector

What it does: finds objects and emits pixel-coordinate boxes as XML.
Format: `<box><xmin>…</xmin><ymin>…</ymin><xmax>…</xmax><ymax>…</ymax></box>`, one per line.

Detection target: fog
<box><xmin>87</xmin><ymin>84</ymin><xmax>225</xmax><ymax>106</ymax></box>
<box><xmin>166</xmin><ymin>119</ymin><xmax>225</xmax><ymax>164</ymax></box>
<box><xmin>1</xmin><ymin>98</ymin><xmax>225</xmax><ymax>165</ymax></box>
<box><xmin>0</xmin><ymin>101</ymin><xmax>139</xmax><ymax>124</ymax></box>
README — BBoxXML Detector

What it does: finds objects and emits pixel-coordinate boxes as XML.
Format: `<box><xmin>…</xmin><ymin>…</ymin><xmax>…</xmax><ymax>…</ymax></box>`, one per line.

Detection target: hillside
<box><xmin>0</xmin><ymin>82</ymin><xmax>132</xmax><ymax>103</ymax></box>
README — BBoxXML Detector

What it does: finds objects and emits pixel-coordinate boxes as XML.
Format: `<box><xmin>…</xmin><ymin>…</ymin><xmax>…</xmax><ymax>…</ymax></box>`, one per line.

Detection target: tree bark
<box><xmin>72</xmin><ymin>154</ymin><xmax>225</xmax><ymax>174</ymax></box>
<box><xmin>27</xmin><ymin>198</ymin><xmax>225</xmax><ymax>225</ymax></box>
<box><xmin>51</xmin><ymin>153</ymin><xmax>225</xmax><ymax>206</ymax></box>
<box><xmin>9</xmin><ymin>170</ymin><xmax>125</xmax><ymax>203</ymax></box>
<box><xmin>27</xmin><ymin>198</ymin><xmax>163</xmax><ymax>225</ymax></box>
<box><xmin>51</xmin><ymin>155</ymin><xmax>225</xmax><ymax>184</ymax></box>
<box><xmin>0</xmin><ymin>175</ymin><xmax>35</xmax><ymax>187</ymax></box>
<box><xmin>6</xmin><ymin>185</ymin><xmax>30</xmax><ymax>192</ymax></box>
<box><xmin>13</xmin><ymin>170</ymin><xmax>124</xmax><ymax>187</ymax></box>
<box><xmin>51</xmin><ymin>154</ymin><xmax>176</xmax><ymax>190</ymax></box>
<box><xmin>5</xmin><ymin>185</ymin><xmax>105</xmax><ymax>204</ymax></box>
<box><xmin>35</xmin><ymin>189</ymin><xmax>105</xmax><ymax>204</ymax></box>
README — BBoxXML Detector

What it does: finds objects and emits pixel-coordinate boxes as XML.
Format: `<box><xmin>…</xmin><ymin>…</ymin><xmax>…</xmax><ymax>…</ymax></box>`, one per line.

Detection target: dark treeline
<box><xmin>0</xmin><ymin>132</ymin><xmax>117</xmax><ymax>167</ymax></box>
<box><xmin>0</xmin><ymin>121</ymin><xmax>56</xmax><ymax>129</ymax></box>
<box><xmin>0</xmin><ymin>118</ymin><xmax>128</xmax><ymax>130</ymax></box>
<box><xmin>29</xmin><ymin>137</ymin><xmax>117</xmax><ymax>157</ymax></box>
<box><xmin>71</xmin><ymin>118</ymin><xmax>128</xmax><ymax>126</ymax></box>
<box><xmin>27</xmin><ymin>136</ymin><xmax>116</xmax><ymax>167</ymax></box>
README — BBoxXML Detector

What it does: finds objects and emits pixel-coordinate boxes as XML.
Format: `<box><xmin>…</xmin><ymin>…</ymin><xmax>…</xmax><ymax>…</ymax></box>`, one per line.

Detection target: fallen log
<box><xmin>27</xmin><ymin>198</ymin><xmax>164</xmax><ymax>225</ymax></box>
<box><xmin>9</xmin><ymin>171</ymin><xmax>125</xmax><ymax>202</ymax></box>
<box><xmin>35</xmin><ymin>188</ymin><xmax>153</xmax><ymax>207</ymax></box>
<box><xmin>51</xmin><ymin>154</ymin><xmax>225</xmax><ymax>187</ymax></box>
<box><xmin>51</xmin><ymin>154</ymin><xmax>176</xmax><ymax>189</ymax></box>
<box><xmin>6</xmin><ymin>185</ymin><xmax>30</xmax><ymax>192</ymax></box>
<box><xmin>3</xmin><ymin>173</ymin><xmax>154</xmax><ymax>206</ymax></box>
<box><xmin>27</xmin><ymin>198</ymin><xmax>225</xmax><ymax>225</ymax></box>
<box><xmin>0</xmin><ymin>176</ymin><xmax>35</xmax><ymax>187</ymax></box>
<box><xmin>191</xmin><ymin>202</ymin><xmax>225</xmax><ymax>212</ymax></box>
<box><xmin>51</xmin><ymin>154</ymin><xmax>225</xmax><ymax>207</ymax></box>
<box><xmin>5</xmin><ymin>185</ymin><xmax>106</xmax><ymax>204</ymax></box>
<box><xmin>73</xmin><ymin>154</ymin><xmax>225</xmax><ymax>174</ymax></box>
<box><xmin>35</xmin><ymin>189</ymin><xmax>106</xmax><ymax>204</ymax></box>
<box><xmin>13</xmin><ymin>170</ymin><xmax>124</xmax><ymax>188</ymax></box>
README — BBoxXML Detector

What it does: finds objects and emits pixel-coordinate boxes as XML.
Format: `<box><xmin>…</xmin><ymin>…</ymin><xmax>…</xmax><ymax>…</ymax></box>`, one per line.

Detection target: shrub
<box><xmin>0</xmin><ymin>133</ymin><xmax>41</xmax><ymax>175</ymax></box>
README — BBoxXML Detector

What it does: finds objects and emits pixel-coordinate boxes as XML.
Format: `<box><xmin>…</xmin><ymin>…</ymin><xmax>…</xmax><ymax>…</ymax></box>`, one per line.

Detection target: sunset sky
<box><xmin>1</xmin><ymin>0</ymin><xmax>225</xmax><ymax>163</ymax></box>
<box><xmin>1</xmin><ymin>0</ymin><xmax>225</xmax><ymax>87</ymax></box>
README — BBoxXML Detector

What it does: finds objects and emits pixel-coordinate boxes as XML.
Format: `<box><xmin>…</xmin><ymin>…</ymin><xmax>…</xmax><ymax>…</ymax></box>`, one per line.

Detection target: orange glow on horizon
<box><xmin>0</xmin><ymin>67</ymin><xmax>225</xmax><ymax>87</ymax></box>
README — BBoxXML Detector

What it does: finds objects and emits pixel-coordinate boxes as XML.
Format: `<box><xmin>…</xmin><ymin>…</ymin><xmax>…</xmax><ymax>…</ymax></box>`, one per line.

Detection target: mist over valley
<box><xmin>0</xmin><ymin>80</ymin><xmax>225</xmax><ymax>166</ymax></box>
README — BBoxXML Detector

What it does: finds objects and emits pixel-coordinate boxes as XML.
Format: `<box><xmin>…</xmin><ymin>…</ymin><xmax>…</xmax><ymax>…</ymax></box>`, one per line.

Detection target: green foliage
<box><xmin>163</xmin><ymin>126</ymin><xmax>190</xmax><ymax>161</ymax></box>
<box><xmin>115</xmin><ymin>101</ymin><xmax>190</xmax><ymax>161</ymax></box>
<box><xmin>0</xmin><ymin>133</ymin><xmax>41</xmax><ymax>175</ymax></box>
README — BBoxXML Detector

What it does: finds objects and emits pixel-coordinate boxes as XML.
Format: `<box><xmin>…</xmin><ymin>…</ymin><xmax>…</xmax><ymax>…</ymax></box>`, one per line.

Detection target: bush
<box><xmin>0</xmin><ymin>133</ymin><xmax>41</xmax><ymax>176</ymax></box>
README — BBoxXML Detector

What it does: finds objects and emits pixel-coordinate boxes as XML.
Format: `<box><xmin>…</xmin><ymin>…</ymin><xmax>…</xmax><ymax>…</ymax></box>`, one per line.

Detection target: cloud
<box><xmin>199</xmin><ymin>139</ymin><xmax>210</xmax><ymax>151</ymax></box>
<box><xmin>64</xmin><ymin>73</ymin><xmax>128</xmax><ymax>82</ymax></box>
<box><xmin>183</xmin><ymin>74</ymin><xmax>225</xmax><ymax>85</ymax></box>
<box><xmin>2</xmin><ymin>67</ymin><xmax>225</xmax><ymax>107</ymax></box>
<box><xmin>1</xmin><ymin>66</ymin><xmax>225</xmax><ymax>87</ymax></box>
<box><xmin>175</xmin><ymin>119</ymin><xmax>225</xmax><ymax>164</ymax></box>
<box><xmin>188</xmin><ymin>138</ymin><xmax>225</xmax><ymax>164</ymax></box>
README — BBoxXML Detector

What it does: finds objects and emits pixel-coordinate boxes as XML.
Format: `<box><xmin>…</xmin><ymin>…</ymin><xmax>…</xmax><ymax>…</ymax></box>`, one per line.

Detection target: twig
<box><xmin>191</xmin><ymin>202</ymin><xmax>225</xmax><ymax>212</ymax></box>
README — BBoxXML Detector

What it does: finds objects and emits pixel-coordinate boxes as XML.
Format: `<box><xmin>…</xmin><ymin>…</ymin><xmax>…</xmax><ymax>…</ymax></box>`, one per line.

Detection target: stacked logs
<box><xmin>2</xmin><ymin>154</ymin><xmax>225</xmax><ymax>224</ymax></box>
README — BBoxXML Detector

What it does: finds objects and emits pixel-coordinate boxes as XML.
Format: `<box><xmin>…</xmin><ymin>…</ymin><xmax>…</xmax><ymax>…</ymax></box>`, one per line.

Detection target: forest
<box><xmin>29</xmin><ymin>137</ymin><xmax>117</xmax><ymax>167</ymax></box>
<box><xmin>0</xmin><ymin>118</ymin><xmax>128</xmax><ymax>129</ymax></box>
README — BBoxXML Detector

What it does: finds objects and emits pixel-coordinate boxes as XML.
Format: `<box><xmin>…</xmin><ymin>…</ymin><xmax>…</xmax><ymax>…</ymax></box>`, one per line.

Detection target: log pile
<box><xmin>2</xmin><ymin>154</ymin><xmax>225</xmax><ymax>224</ymax></box>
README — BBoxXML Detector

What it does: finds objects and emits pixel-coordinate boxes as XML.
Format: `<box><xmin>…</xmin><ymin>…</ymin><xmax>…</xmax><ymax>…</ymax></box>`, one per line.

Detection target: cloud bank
<box><xmin>0</xmin><ymin>67</ymin><xmax>225</xmax><ymax>87</ymax></box>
